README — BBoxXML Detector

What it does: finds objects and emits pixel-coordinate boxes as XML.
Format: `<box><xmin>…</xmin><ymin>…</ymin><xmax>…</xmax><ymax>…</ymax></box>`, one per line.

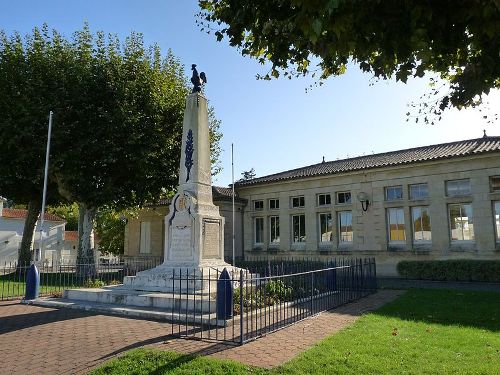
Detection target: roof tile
<box><xmin>236</xmin><ymin>136</ymin><xmax>500</xmax><ymax>187</ymax></box>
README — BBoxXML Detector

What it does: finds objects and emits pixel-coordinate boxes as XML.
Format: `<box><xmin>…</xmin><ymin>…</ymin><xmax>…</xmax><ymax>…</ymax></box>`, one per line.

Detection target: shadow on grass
<box><xmin>372</xmin><ymin>289</ymin><xmax>500</xmax><ymax>332</ymax></box>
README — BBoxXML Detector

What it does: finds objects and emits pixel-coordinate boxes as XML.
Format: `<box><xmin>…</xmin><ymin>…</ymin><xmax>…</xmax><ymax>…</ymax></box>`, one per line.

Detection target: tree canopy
<box><xmin>0</xmin><ymin>24</ymin><xmax>223</xmax><ymax>263</ymax></box>
<box><xmin>198</xmin><ymin>0</ymin><xmax>500</xmax><ymax>118</ymax></box>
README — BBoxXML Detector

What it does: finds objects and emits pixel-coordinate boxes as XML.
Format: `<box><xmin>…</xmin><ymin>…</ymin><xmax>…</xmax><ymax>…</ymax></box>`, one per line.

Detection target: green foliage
<box><xmin>397</xmin><ymin>260</ymin><xmax>500</xmax><ymax>282</ymax></box>
<box><xmin>199</xmin><ymin>1</ymin><xmax>500</xmax><ymax>121</ymax></box>
<box><xmin>265</xmin><ymin>280</ymin><xmax>293</xmax><ymax>300</ymax></box>
<box><xmin>47</xmin><ymin>203</ymin><xmax>79</xmax><ymax>230</ymax></box>
<box><xmin>95</xmin><ymin>206</ymin><xmax>128</xmax><ymax>255</ymax></box>
<box><xmin>208</xmin><ymin>106</ymin><xmax>223</xmax><ymax>176</ymax></box>
<box><xmin>238</xmin><ymin>168</ymin><xmax>256</xmax><ymax>181</ymax></box>
<box><xmin>0</xmin><ymin>24</ymin><xmax>223</xmax><ymax>264</ymax></box>
<box><xmin>233</xmin><ymin>280</ymin><xmax>294</xmax><ymax>313</ymax></box>
<box><xmin>83</xmin><ymin>278</ymin><xmax>105</xmax><ymax>288</ymax></box>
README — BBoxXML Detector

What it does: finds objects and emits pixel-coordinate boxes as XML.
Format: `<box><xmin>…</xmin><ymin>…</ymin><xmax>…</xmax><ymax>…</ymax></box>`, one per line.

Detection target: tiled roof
<box><xmin>64</xmin><ymin>231</ymin><xmax>78</xmax><ymax>241</ymax></box>
<box><xmin>1</xmin><ymin>208</ymin><xmax>65</xmax><ymax>222</ymax></box>
<box><xmin>212</xmin><ymin>186</ymin><xmax>247</xmax><ymax>203</ymax></box>
<box><xmin>236</xmin><ymin>136</ymin><xmax>500</xmax><ymax>187</ymax></box>
<box><xmin>145</xmin><ymin>186</ymin><xmax>246</xmax><ymax>207</ymax></box>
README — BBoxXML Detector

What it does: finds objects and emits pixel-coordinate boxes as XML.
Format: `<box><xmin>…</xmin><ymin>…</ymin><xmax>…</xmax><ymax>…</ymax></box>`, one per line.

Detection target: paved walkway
<box><xmin>0</xmin><ymin>290</ymin><xmax>403</xmax><ymax>374</ymax></box>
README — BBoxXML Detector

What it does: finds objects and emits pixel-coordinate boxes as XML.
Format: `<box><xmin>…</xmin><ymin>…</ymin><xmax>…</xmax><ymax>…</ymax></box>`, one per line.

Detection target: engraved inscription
<box><xmin>168</xmin><ymin>209</ymin><xmax>194</xmax><ymax>261</ymax></box>
<box><xmin>203</xmin><ymin>220</ymin><xmax>220</xmax><ymax>258</ymax></box>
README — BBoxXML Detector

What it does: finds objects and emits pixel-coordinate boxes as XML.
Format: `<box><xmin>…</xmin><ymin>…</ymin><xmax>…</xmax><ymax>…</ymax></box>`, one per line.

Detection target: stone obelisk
<box><xmin>124</xmin><ymin>71</ymin><xmax>231</xmax><ymax>292</ymax></box>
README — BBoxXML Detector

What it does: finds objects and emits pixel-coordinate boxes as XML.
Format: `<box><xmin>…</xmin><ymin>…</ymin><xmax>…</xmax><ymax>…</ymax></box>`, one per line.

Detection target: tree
<box><xmin>0</xmin><ymin>25</ymin><xmax>224</xmax><ymax>269</ymax></box>
<box><xmin>95</xmin><ymin>207</ymin><xmax>128</xmax><ymax>256</ymax></box>
<box><xmin>239</xmin><ymin>168</ymin><xmax>256</xmax><ymax>181</ymax></box>
<box><xmin>47</xmin><ymin>203</ymin><xmax>79</xmax><ymax>231</ymax></box>
<box><xmin>0</xmin><ymin>27</ymin><xmax>66</xmax><ymax>265</ymax></box>
<box><xmin>198</xmin><ymin>1</ymin><xmax>500</xmax><ymax>120</ymax></box>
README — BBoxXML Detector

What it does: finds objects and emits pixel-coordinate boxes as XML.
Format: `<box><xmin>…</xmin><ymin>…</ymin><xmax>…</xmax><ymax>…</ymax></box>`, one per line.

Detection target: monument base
<box><xmin>123</xmin><ymin>261</ymin><xmax>242</xmax><ymax>293</ymax></box>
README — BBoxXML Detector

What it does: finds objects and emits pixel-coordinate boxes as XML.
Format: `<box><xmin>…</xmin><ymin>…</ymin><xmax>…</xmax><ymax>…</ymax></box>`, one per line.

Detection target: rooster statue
<box><xmin>191</xmin><ymin>64</ymin><xmax>207</xmax><ymax>93</ymax></box>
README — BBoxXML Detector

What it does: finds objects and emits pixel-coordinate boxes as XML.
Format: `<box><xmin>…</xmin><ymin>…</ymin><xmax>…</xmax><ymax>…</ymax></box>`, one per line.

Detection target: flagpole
<box><xmin>232</xmin><ymin>143</ymin><xmax>235</xmax><ymax>267</ymax></box>
<box><xmin>38</xmin><ymin>111</ymin><xmax>53</xmax><ymax>262</ymax></box>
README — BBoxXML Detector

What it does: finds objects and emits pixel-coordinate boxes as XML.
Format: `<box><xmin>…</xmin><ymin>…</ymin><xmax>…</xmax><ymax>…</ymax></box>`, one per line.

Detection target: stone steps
<box><xmin>29</xmin><ymin>297</ymin><xmax>226</xmax><ymax>326</ymax></box>
<box><xmin>63</xmin><ymin>285</ymin><xmax>219</xmax><ymax>314</ymax></box>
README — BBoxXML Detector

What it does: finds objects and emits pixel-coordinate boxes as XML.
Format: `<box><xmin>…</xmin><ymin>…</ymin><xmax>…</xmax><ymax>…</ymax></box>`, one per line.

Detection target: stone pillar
<box><xmin>124</xmin><ymin>92</ymin><xmax>230</xmax><ymax>292</ymax></box>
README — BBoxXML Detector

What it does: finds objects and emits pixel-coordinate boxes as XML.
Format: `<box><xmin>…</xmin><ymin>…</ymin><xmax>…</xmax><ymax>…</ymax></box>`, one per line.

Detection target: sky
<box><xmin>1</xmin><ymin>0</ymin><xmax>498</xmax><ymax>187</ymax></box>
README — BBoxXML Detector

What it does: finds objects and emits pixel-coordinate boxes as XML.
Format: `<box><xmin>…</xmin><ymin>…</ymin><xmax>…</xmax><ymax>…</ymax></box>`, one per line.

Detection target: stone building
<box><xmin>237</xmin><ymin>136</ymin><xmax>500</xmax><ymax>275</ymax></box>
<box><xmin>125</xmin><ymin>136</ymin><xmax>500</xmax><ymax>276</ymax></box>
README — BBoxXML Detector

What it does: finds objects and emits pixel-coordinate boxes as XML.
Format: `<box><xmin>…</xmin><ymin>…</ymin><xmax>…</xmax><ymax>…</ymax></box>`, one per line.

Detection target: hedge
<box><xmin>397</xmin><ymin>260</ymin><xmax>500</xmax><ymax>283</ymax></box>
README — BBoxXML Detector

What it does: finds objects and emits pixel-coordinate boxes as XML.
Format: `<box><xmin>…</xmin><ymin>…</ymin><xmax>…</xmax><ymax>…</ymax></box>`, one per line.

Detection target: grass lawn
<box><xmin>90</xmin><ymin>289</ymin><xmax>500</xmax><ymax>375</ymax></box>
<box><xmin>0</xmin><ymin>270</ymin><xmax>123</xmax><ymax>299</ymax></box>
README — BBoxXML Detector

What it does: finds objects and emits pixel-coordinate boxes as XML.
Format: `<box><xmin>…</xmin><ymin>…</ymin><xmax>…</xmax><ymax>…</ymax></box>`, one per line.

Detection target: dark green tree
<box><xmin>239</xmin><ymin>168</ymin><xmax>256</xmax><ymax>181</ymax></box>
<box><xmin>0</xmin><ymin>26</ymin><xmax>66</xmax><ymax>265</ymax></box>
<box><xmin>199</xmin><ymin>0</ymin><xmax>500</xmax><ymax>121</ymax></box>
<box><xmin>0</xmin><ymin>25</ymin><xmax>224</xmax><ymax>269</ymax></box>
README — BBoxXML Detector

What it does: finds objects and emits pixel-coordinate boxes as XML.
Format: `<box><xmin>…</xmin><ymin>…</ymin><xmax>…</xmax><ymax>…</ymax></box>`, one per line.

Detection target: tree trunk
<box><xmin>76</xmin><ymin>204</ymin><xmax>97</xmax><ymax>278</ymax></box>
<box><xmin>17</xmin><ymin>200</ymin><xmax>40</xmax><ymax>268</ymax></box>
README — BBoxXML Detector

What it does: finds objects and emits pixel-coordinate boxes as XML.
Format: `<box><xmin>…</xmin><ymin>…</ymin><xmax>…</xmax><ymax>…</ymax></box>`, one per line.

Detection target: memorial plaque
<box><xmin>203</xmin><ymin>219</ymin><xmax>220</xmax><ymax>258</ymax></box>
<box><xmin>168</xmin><ymin>208</ymin><xmax>194</xmax><ymax>261</ymax></box>
<box><xmin>169</xmin><ymin>226</ymin><xmax>193</xmax><ymax>260</ymax></box>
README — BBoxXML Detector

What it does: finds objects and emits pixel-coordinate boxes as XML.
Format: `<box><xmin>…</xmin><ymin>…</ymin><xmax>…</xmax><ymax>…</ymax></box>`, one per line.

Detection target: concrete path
<box><xmin>0</xmin><ymin>290</ymin><xmax>403</xmax><ymax>374</ymax></box>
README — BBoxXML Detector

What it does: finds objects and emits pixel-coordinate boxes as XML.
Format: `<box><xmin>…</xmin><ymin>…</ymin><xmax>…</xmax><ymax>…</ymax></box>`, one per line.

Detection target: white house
<box><xmin>0</xmin><ymin>198</ymin><xmax>67</xmax><ymax>266</ymax></box>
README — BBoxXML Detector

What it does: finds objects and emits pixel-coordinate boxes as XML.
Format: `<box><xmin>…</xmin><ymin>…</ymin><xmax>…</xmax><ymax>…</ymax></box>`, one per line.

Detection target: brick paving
<box><xmin>0</xmin><ymin>290</ymin><xmax>403</xmax><ymax>374</ymax></box>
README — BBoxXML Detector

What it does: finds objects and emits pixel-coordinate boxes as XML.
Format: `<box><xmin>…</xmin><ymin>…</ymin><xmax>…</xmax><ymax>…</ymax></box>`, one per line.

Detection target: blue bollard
<box><xmin>25</xmin><ymin>264</ymin><xmax>40</xmax><ymax>300</ymax></box>
<box><xmin>216</xmin><ymin>268</ymin><xmax>233</xmax><ymax>320</ymax></box>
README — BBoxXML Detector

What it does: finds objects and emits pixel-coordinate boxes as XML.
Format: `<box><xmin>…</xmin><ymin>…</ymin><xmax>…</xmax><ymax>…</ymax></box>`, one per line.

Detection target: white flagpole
<box><xmin>232</xmin><ymin>143</ymin><xmax>235</xmax><ymax>267</ymax></box>
<box><xmin>38</xmin><ymin>111</ymin><xmax>53</xmax><ymax>262</ymax></box>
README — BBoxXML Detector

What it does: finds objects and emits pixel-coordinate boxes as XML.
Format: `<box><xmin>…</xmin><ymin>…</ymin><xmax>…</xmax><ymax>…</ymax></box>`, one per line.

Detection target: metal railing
<box><xmin>170</xmin><ymin>257</ymin><xmax>377</xmax><ymax>345</ymax></box>
<box><xmin>1</xmin><ymin>257</ymin><xmax>377</xmax><ymax>346</ymax></box>
<box><xmin>0</xmin><ymin>257</ymin><xmax>163</xmax><ymax>301</ymax></box>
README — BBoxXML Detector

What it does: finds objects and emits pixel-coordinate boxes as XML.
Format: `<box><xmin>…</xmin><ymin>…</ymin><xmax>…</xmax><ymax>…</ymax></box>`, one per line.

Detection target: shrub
<box><xmin>397</xmin><ymin>260</ymin><xmax>500</xmax><ymax>283</ymax></box>
<box><xmin>83</xmin><ymin>278</ymin><xmax>106</xmax><ymax>288</ymax></box>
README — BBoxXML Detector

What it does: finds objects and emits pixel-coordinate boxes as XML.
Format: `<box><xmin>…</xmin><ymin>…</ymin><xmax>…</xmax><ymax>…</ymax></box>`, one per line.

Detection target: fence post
<box><xmin>310</xmin><ymin>271</ymin><xmax>314</xmax><ymax>314</ymax></box>
<box><xmin>25</xmin><ymin>264</ymin><xmax>40</xmax><ymax>300</ymax></box>
<box><xmin>216</xmin><ymin>268</ymin><xmax>233</xmax><ymax>320</ymax></box>
<box><xmin>239</xmin><ymin>269</ymin><xmax>244</xmax><ymax>345</ymax></box>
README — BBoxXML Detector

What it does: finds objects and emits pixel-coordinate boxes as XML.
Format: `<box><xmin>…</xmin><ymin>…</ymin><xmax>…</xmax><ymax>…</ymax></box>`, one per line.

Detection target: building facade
<box><xmin>0</xmin><ymin>200</ymin><xmax>70</xmax><ymax>265</ymax></box>
<box><xmin>124</xmin><ymin>136</ymin><xmax>500</xmax><ymax>276</ymax></box>
<box><xmin>124</xmin><ymin>186</ymin><xmax>247</xmax><ymax>262</ymax></box>
<box><xmin>236</xmin><ymin>136</ymin><xmax>500</xmax><ymax>275</ymax></box>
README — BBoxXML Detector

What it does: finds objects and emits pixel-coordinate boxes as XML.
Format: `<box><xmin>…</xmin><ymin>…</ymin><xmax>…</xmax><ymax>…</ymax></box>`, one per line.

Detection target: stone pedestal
<box><xmin>124</xmin><ymin>92</ymin><xmax>233</xmax><ymax>292</ymax></box>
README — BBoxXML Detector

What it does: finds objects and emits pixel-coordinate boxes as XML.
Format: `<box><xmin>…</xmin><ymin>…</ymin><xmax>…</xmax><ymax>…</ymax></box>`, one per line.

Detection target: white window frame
<box><xmin>139</xmin><ymin>221</ymin><xmax>151</xmax><ymax>254</ymax></box>
<box><xmin>338</xmin><ymin>211</ymin><xmax>353</xmax><ymax>243</ymax></box>
<box><xmin>494</xmin><ymin>201</ymin><xmax>500</xmax><ymax>241</ymax></box>
<box><xmin>409</xmin><ymin>183</ymin><xmax>428</xmax><ymax>200</ymax></box>
<box><xmin>253</xmin><ymin>200</ymin><xmax>264</xmax><ymax>211</ymax></box>
<box><xmin>336</xmin><ymin>191</ymin><xmax>352</xmax><ymax>204</ymax></box>
<box><xmin>385</xmin><ymin>186</ymin><xmax>403</xmax><ymax>201</ymax></box>
<box><xmin>318</xmin><ymin>213</ymin><xmax>333</xmax><ymax>243</ymax></box>
<box><xmin>448</xmin><ymin>203</ymin><xmax>474</xmax><ymax>241</ymax></box>
<box><xmin>490</xmin><ymin>176</ymin><xmax>500</xmax><ymax>192</ymax></box>
<box><xmin>445</xmin><ymin>179</ymin><xmax>471</xmax><ymax>197</ymax></box>
<box><xmin>411</xmin><ymin>206</ymin><xmax>431</xmax><ymax>242</ymax></box>
<box><xmin>291</xmin><ymin>196</ymin><xmax>305</xmax><ymax>208</ymax></box>
<box><xmin>317</xmin><ymin>193</ymin><xmax>331</xmax><ymax>206</ymax></box>
<box><xmin>269</xmin><ymin>216</ymin><xmax>280</xmax><ymax>244</ymax></box>
<box><xmin>387</xmin><ymin>207</ymin><xmax>406</xmax><ymax>243</ymax></box>
<box><xmin>254</xmin><ymin>217</ymin><xmax>264</xmax><ymax>245</ymax></box>
<box><xmin>269</xmin><ymin>198</ymin><xmax>280</xmax><ymax>210</ymax></box>
<box><xmin>292</xmin><ymin>214</ymin><xmax>306</xmax><ymax>242</ymax></box>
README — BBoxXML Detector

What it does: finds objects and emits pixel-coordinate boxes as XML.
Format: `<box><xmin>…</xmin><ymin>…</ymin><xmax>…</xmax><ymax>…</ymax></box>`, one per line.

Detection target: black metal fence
<box><xmin>0</xmin><ymin>257</ymin><xmax>163</xmax><ymax>301</ymax></box>
<box><xmin>1</xmin><ymin>257</ymin><xmax>377</xmax><ymax>346</ymax></box>
<box><xmin>170</xmin><ymin>257</ymin><xmax>377</xmax><ymax>345</ymax></box>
